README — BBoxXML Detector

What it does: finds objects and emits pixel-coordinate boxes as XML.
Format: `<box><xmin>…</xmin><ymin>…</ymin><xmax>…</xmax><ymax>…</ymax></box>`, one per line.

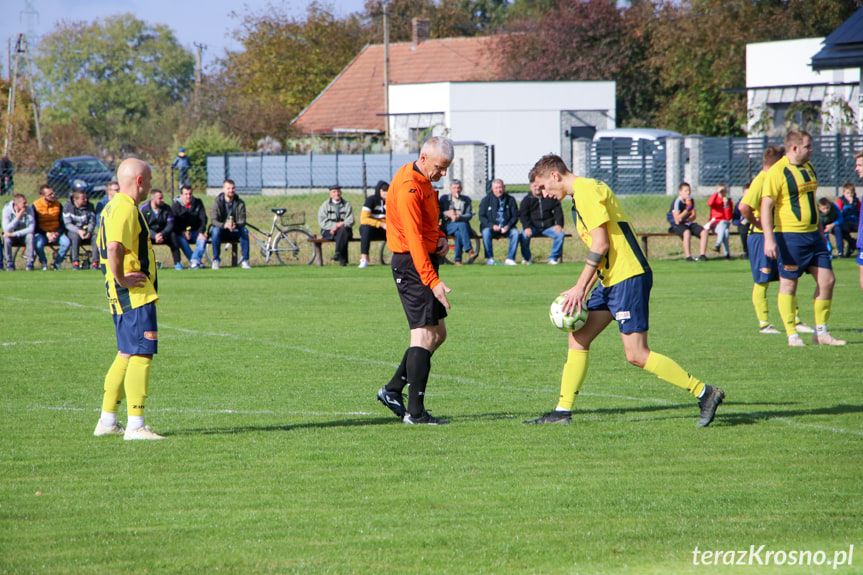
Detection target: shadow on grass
<box><xmin>168</xmin><ymin>404</ymin><xmax>863</xmax><ymax>435</ymax></box>
<box><xmin>176</xmin><ymin>417</ymin><xmax>398</xmax><ymax>435</ymax></box>
<box><xmin>718</xmin><ymin>403</ymin><xmax>863</xmax><ymax>427</ymax></box>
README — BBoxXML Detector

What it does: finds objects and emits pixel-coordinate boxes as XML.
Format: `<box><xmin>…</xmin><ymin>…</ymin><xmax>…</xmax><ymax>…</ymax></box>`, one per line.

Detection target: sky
<box><xmin>1</xmin><ymin>0</ymin><xmax>370</xmax><ymax>72</ymax></box>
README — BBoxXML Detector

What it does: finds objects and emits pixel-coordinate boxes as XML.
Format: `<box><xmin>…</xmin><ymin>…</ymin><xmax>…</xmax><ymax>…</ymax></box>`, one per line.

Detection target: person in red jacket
<box><xmin>376</xmin><ymin>136</ymin><xmax>453</xmax><ymax>425</ymax></box>
<box><xmin>705</xmin><ymin>184</ymin><xmax>734</xmax><ymax>258</ymax></box>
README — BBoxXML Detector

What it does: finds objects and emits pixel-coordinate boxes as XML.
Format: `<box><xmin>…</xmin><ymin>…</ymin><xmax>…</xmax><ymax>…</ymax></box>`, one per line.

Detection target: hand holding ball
<box><xmin>549</xmin><ymin>295</ymin><xmax>588</xmax><ymax>332</ymax></box>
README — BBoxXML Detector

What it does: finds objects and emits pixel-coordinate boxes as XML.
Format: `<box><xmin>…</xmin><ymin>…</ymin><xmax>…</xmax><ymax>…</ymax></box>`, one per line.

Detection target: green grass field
<box><xmin>2</xmin><ymin>258</ymin><xmax>862</xmax><ymax>574</ymax></box>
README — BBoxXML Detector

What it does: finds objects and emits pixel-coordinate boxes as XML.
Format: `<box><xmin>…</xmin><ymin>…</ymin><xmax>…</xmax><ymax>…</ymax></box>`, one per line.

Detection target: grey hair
<box><xmin>451</xmin><ymin>178</ymin><xmax>462</xmax><ymax>186</ymax></box>
<box><xmin>421</xmin><ymin>136</ymin><xmax>454</xmax><ymax>162</ymax></box>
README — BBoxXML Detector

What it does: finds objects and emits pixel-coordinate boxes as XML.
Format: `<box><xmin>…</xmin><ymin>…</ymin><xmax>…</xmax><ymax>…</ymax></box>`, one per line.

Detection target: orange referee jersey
<box><xmin>386</xmin><ymin>162</ymin><xmax>445</xmax><ymax>288</ymax></box>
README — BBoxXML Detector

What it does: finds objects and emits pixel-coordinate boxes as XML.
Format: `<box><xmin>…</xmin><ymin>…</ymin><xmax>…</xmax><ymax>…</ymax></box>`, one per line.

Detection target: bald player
<box><xmin>93</xmin><ymin>159</ymin><xmax>165</xmax><ymax>440</ymax></box>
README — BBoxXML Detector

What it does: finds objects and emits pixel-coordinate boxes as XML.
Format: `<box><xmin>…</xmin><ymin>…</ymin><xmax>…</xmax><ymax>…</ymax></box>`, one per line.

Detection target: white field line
<box><xmin>3</xmin><ymin>296</ymin><xmax>861</xmax><ymax>436</ymax></box>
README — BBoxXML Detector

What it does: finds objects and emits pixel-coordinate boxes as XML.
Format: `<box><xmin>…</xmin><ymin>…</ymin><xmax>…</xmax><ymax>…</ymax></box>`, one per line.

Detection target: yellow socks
<box><xmin>752</xmin><ymin>283</ymin><xmax>769</xmax><ymax>325</ymax></box>
<box><xmin>814</xmin><ymin>299</ymin><xmax>831</xmax><ymax>327</ymax></box>
<box><xmin>101</xmin><ymin>355</ymin><xmax>129</xmax><ymax>413</ymax></box>
<box><xmin>125</xmin><ymin>356</ymin><xmax>152</xmax><ymax>417</ymax></box>
<box><xmin>777</xmin><ymin>293</ymin><xmax>798</xmax><ymax>336</ymax></box>
<box><xmin>556</xmin><ymin>349</ymin><xmax>589</xmax><ymax>411</ymax></box>
<box><xmin>644</xmin><ymin>352</ymin><xmax>705</xmax><ymax>398</ymax></box>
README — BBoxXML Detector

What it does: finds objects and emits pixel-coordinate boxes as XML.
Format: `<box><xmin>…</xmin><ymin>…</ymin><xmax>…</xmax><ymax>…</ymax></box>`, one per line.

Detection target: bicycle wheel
<box><xmin>273</xmin><ymin>228</ymin><xmax>315</xmax><ymax>265</ymax></box>
<box><xmin>379</xmin><ymin>240</ymin><xmax>392</xmax><ymax>266</ymax></box>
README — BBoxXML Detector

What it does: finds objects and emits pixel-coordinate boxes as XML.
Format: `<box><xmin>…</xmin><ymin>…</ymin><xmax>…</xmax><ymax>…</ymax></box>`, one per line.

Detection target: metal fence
<box><xmin>206</xmin><ymin>151</ymin><xmax>416</xmax><ymax>193</ymax></box>
<box><xmin>701</xmin><ymin>134</ymin><xmax>863</xmax><ymax>191</ymax></box>
<box><xmin>589</xmin><ymin>137</ymin><xmax>672</xmax><ymax>195</ymax></box>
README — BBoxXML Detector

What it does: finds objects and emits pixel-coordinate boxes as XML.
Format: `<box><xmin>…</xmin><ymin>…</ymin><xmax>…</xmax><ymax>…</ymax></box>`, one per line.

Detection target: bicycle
<box><xmin>246</xmin><ymin>209</ymin><xmax>316</xmax><ymax>265</ymax></box>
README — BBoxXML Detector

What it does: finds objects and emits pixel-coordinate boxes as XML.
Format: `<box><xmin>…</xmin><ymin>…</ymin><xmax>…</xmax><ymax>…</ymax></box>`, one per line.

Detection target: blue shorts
<box><xmin>747</xmin><ymin>233</ymin><xmax>778</xmax><ymax>283</ymax></box>
<box><xmin>857</xmin><ymin>251</ymin><xmax>863</xmax><ymax>266</ymax></box>
<box><xmin>587</xmin><ymin>272</ymin><xmax>652</xmax><ymax>334</ymax></box>
<box><xmin>113</xmin><ymin>301</ymin><xmax>158</xmax><ymax>355</ymax></box>
<box><xmin>775</xmin><ymin>231</ymin><xmax>832</xmax><ymax>279</ymax></box>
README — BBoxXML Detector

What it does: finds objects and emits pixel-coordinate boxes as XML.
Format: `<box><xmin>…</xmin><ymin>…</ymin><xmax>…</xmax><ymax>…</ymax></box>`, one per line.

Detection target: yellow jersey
<box><xmin>571</xmin><ymin>177</ymin><xmax>650</xmax><ymax>287</ymax></box>
<box><xmin>762</xmin><ymin>157</ymin><xmax>819</xmax><ymax>233</ymax></box>
<box><xmin>740</xmin><ymin>170</ymin><xmax>768</xmax><ymax>234</ymax></box>
<box><xmin>97</xmin><ymin>193</ymin><xmax>158</xmax><ymax>314</ymax></box>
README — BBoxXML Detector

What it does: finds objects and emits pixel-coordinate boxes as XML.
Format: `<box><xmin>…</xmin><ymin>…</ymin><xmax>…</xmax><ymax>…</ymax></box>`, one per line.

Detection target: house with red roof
<box><xmin>293</xmin><ymin>22</ymin><xmax>616</xmax><ymax>185</ymax></box>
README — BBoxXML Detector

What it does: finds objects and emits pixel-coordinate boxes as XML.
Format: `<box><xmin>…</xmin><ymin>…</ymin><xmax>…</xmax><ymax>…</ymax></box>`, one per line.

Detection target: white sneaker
<box><xmin>94</xmin><ymin>420</ymin><xmax>125</xmax><ymax>437</ymax></box>
<box><xmin>124</xmin><ymin>425</ymin><xmax>165</xmax><ymax>440</ymax></box>
<box><xmin>211</xmin><ymin>259</ymin><xmax>220</xmax><ymax>270</ymax></box>
<box><xmin>521</xmin><ymin>260</ymin><xmax>532</xmax><ymax>265</ymax></box>
<box><xmin>759</xmin><ymin>324</ymin><xmax>781</xmax><ymax>334</ymax></box>
<box><xmin>241</xmin><ymin>260</ymin><xmax>251</xmax><ymax>269</ymax></box>
<box><xmin>358</xmin><ymin>259</ymin><xmax>369</xmax><ymax>269</ymax></box>
<box><xmin>486</xmin><ymin>258</ymin><xmax>496</xmax><ymax>266</ymax></box>
<box><xmin>788</xmin><ymin>334</ymin><xmax>806</xmax><ymax>347</ymax></box>
<box><xmin>812</xmin><ymin>332</ymin><xmax>846</xmax><ymax>346</ymax></box>
<box><xmin>189</xmin><ymin>260</ymin><xmax>202</xmax><ymax>269</ymax></box>
<box><xmin>795</xmin><ymin>322</ymin><xmax>814</xmax><ymax>334</ymax></box>
<box><xmin>504</xmin><ymin>258</ymin><xmax>517</xmax><ymax>266</ymax></box>
<box><xmin>547</xmin><ymin>258</ymin><xmax>560</xmax><ymax>265</ymax></box>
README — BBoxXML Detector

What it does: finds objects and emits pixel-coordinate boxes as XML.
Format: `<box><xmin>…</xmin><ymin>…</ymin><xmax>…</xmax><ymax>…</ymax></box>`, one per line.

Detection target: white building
<box><xmin>746</xmin><ymin>38</ymin><xmax>860</xmax><ymax>135</ymax></box>
<box><xmin>388</xmin><ymin>80</ymin><xmax>616</xmax><ymax>184</ymax></box>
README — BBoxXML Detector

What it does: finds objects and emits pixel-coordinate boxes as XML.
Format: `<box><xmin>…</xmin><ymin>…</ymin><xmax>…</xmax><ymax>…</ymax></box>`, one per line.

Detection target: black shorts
<box><xmin>391</xmin><ymin>252</ymin><xmax>448</xmax><ymax>329</ymax></box>
<box><xmin>669</xmin><ymin>222</ymin><xmax>704</xmax><ymax>238</ymax></box>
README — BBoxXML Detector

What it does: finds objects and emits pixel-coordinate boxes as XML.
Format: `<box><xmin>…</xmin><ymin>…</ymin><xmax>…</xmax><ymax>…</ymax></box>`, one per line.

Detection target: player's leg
<box><xmin>810</xmin><ymin>264</ymin><xmax>845</xmax><ymax>345</ymax></box>
<box><xmin>776</xmin><ymin>277</ymin><xmax>800</xmax><ymax>343</ymax></box>
<box><xmin>116</xmin><ymin>302</ymin><xmax>163</xmax><ymax>439</ymax></box>
<box><xmin>95</xmin><ymin>351</ymin><xmax>129</xmax><ymax>436</ymax></box>
<box><xmin>557</xmin><ymin>310</ymin><xmax>613</xmax><ymax>409</ymax></box>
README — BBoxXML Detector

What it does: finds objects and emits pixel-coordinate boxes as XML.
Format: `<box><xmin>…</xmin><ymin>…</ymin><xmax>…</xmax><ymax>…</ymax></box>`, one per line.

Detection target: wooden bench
<box><xmin>638</xmin><ymin>230</ymin><xmax>740</xmax><ymax>259</ymax></box>
<box><xmin>151</xmin><ymin>236</ymin><xmax>238</xmax><ymax>268</ymax></box>
<box><xmin>309</xmin><ymin>233</ymin><xmax>481</xmax><ymax>266</ymax></box>
<box><xmin>309</xmin><ymin>237</ymin><xmax>383</xmax><ymax>267</ymax></box>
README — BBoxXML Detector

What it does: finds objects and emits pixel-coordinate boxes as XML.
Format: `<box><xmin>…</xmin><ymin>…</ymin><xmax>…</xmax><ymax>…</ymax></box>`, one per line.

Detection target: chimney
<box><xmin>412</xmin><ymin>18</ymin><xmax>430</xmax><ymax>48</ymax></box>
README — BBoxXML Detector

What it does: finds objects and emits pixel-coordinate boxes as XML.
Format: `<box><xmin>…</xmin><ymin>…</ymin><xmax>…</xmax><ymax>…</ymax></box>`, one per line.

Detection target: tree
<box><xmin>35</xmin><ymin>14</ymin><xmax>195</xmax><ymax>157</ymax></box>
<box><xmin>495</xmin><ymin>0</ymin><xmax>657</xmax><ymax>127</ymax></box>
<box><xmin>217</xmin><ymin>3</ymin><xmax>369</xmax><ymax>146</ymax></box>
<box><xmin>645</xmin><ymin>0</ymin><xmax>859</xmax><ymax>136</ymax></box>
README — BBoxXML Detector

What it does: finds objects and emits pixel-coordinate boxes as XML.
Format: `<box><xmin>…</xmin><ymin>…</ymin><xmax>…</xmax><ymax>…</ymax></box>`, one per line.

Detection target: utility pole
<box><xmin>383</xmin><ymin>0</ymin><xmax>390</xmax><ymax>148</ymax></box>
<box><xmin>4</xmin><ymin>33</ymin><xmax>43</xmax><ymax>157</ymax></box>
<box><xmin>193</xmin><ymin>42</ymin><xmax>206</xmax><ymax>116</ymax></box>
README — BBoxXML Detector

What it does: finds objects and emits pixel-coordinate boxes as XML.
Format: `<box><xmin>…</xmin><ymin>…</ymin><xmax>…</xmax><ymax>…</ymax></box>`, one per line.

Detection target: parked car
<box><xmin>46</xmin><ymin>156</ymin><xmax>115</xmax><ymax>199</ymax></box>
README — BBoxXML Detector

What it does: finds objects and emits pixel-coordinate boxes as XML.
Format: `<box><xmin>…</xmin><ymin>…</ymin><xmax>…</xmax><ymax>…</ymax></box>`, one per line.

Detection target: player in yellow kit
<box><xmin>739</xmin><ymin>145</ymin><xmax>813</xmax><ymax>336</ymax></box>
<box><xmin>761</xmin><ymin>131</ymin><xmax>845</xmax><ymax>347</ymax></box>
<box><xmin>525</xmin><ymin>154</ymin><xmax>724</xmax><ymax>428</ymax></box>
<box><xmin>93</xmin><ymin>158</ymin><xmax>165</xmax><ymax>440</ymax></box>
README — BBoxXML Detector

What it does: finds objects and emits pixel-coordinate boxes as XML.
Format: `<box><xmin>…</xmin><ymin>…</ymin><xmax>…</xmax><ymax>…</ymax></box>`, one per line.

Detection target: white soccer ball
<box><xmin>549</xmin><ymin>295</ymin><xmax>588</xmax><ymax>332</ymax></box>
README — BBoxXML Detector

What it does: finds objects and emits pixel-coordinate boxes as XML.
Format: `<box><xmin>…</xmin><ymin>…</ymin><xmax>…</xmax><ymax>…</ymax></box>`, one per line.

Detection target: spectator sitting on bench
<box><xmin>2</xmin><ymin>193</ymin><xmax>35</xmax><ymax>271</ymax></box>
<box><xmin>34</xmin><ymin>185</ymin><xmax>71</xmax><ymax>270</ymax></box>
<box><xmin>479</xmin><ymin>178</ymin><xmax>520</xmax><ymax>266</ymax></box>
<box><xmin>210</xmin><ymin>179</ymin><xmax>250</xmax><ymax>269</ymax></box>
<box><xmin>358</xmin><ymin>180</ymin><xmax>388</xmax><ymax>269</ymax></box>
<box><xmin>817</xmin><ymin>197</ymin><xmax>842</xmax><ymax>256</ymax></box>
<box><xmin>667</xmin><ymin>182</ymin><xmax>708</xmax><ymax>261</ymax></box>
<box><xmin>705</xmin><ymin>184</ymin><xmax>733</xmax><ymax>258</ymax></box>
<box><xmin>172</xmin><ymin>184</ymin><xmax>208</xmax><ymax>269</ymax></box>
<box><xmin>141</xmin><ymin>189</ymin><xmax>182</xmax><ymax>270</ymax></box>
<box><xmin>835</xmin><ymin>183</ymin><xmax>860</xmax><ymax>258</ymax></box>
<box><xmin>318</xmin><ymin>185</ymin><xmax>354</xmax><ymax>267</ymax></box>
<box><xmin>519</xmin><ymin>176</ymin><xmax>565</xmax><ymax>265</ymax></box>
<box><xmin>439</xmin><ymin>178</ymin><xmax>476</xmax><ymax>265</ymax></box>
<box><xmin>63</xmin><ymin>189</ymin><xmax>98</xmax><ymax>270</ymax></box>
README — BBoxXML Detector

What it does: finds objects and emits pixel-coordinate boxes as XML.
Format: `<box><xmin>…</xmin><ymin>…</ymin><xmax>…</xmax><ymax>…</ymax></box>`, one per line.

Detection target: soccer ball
<box><xmin>549</xmin><ymin>295</ymin><xmax>588</xmax><ymax>332</ymax></box>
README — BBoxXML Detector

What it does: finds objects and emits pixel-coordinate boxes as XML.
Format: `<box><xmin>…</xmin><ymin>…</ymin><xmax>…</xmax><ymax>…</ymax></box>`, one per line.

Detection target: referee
<box><xmin>376</xmin><ymin>137</ymin><xmax>454</xmax><ymax>425</ymax></box>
